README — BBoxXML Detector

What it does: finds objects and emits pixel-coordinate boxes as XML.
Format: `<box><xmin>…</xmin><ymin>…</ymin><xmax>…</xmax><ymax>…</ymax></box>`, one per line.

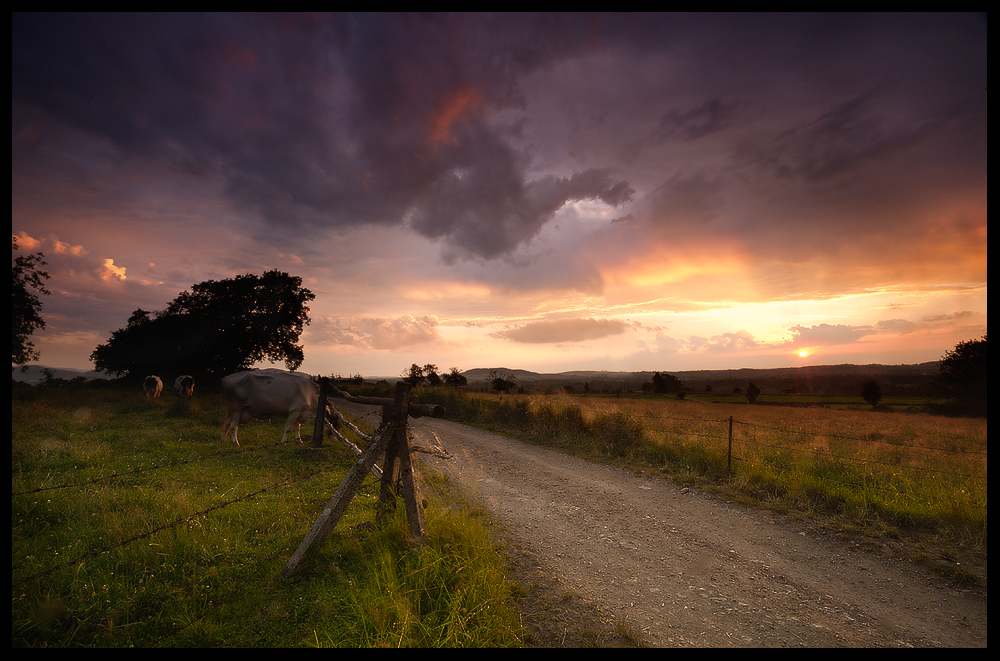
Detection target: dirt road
<box><xmin>343</xmin><ymin>403</ymin><xmax>987</xmax><ymax>647</ymax></box>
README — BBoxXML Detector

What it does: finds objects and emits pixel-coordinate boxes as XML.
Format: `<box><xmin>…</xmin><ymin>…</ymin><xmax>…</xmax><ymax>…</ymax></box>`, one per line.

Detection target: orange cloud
<box><xmin>428</xmin><ymin>87</ymin><xmax>484</xmax><ymax>147</ymax></box>
<box><xmin>13</xmin><ymin>231</ymin><xmax>42</xmax><ymax>251</ymax></box>
<box><xmin>100</xmin><ymin>258</ymin><xmax>127</xmax><ymax>281</ymax></box>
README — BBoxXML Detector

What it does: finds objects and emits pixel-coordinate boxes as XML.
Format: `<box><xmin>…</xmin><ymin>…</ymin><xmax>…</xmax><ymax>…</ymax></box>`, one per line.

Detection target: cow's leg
<box><xmin>222</xmin><ymin>411</ymin><xmax>242</xmax><ymax>446</ymax></box>
<box><xmin>280</xmin><ymin>412</ymin><xmax>299</xmax><ymax>445</ymax></box>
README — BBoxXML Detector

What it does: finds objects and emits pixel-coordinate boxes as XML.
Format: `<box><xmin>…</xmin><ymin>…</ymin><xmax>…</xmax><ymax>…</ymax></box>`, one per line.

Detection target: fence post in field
<box><xmin>311</xmin><ymin>377</ymin><xmax>331</xmax><ymax>447</ymax></box>
<box><xmin>280</xmin><ymin>380</ymin><xmax>441</xmax><ymax>577</ymax></box>
<box><xmin>377</xmin><ymin>382</ymin><xmax>426</xmax><ymax>542</ymax></box>
<box><xmin>280</xmin><ymin>412</ymin><xmax>395</xmax><ymax>578</ymax></box>
<box><xmin>728</xmin><ymin>416</ymin><xmax>734</xmax><ymax>472</ymax></box>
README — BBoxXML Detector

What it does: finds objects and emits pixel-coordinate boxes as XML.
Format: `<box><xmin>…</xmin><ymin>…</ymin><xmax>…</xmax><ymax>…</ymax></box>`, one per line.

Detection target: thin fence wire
<box><xmin>13</xmin><ymin>403</ymin><xmax>387</xmax><ymax>647</ymax></box>
<box><xmin>12</xmin><ymin>406</ymin><xmax>377</xmax><ymax>588</ymax></box>
<box><xmin>12</xmin><ymin>464</ymin><xmax>329</xmax><ymax>589</ymax></box>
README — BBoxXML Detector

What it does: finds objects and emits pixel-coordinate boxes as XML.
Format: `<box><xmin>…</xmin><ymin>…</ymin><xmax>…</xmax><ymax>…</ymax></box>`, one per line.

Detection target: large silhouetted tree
<box><xmin>12</xmin><ymin>237</ymin><xmax>51</xmax><ymax>365</ymax></box>
<box><xmin>937</xmin><ymin>334</ymin><xmax>987</xmax><ymax>417</ymax></box>
<box><xmin>90</xmin><ymin>270</ymin><xmax>314</xmax><ymax>380</ymax></box>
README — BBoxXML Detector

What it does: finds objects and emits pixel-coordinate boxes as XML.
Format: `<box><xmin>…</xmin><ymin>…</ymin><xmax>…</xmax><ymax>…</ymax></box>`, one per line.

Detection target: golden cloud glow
<box><xmin>600</xmin><ymin>242</ymin><xmax>746</xmax><ymax>291</ymax></box>
<box><xmin>14</xmin><ymin>231</ymin><xmax>42</xmax><ymax>250</ymax></box>
<box><xmin>101</xmin><ymin>258</ymin><xmax>127</xmax><ymax>281</ymax></box>
<box><xmin>400</xmin><ymin>280</ymin><xmax>495</xmax><ymax>302</ymax></box>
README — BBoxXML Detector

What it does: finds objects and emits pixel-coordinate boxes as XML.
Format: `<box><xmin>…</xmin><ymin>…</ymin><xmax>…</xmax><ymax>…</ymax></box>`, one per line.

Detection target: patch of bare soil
<box><xmin>339</xmin><ymin>402</ymin><xmax>987</xmax><ymax>647</ymax></box>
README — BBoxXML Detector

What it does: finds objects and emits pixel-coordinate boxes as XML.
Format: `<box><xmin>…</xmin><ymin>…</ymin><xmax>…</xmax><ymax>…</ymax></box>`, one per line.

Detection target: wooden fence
<box><xmin>281</xmin><ymin>379</ymin><xmax>445</xmax><ymax>578</ymax></box>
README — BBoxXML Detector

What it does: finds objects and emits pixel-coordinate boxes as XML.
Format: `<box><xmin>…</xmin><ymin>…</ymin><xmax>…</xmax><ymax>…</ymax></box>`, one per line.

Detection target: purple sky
<box><xmin>12</xmin><ymin>13</ymin><xmax>987</xmax><ymax>378</ymax></box>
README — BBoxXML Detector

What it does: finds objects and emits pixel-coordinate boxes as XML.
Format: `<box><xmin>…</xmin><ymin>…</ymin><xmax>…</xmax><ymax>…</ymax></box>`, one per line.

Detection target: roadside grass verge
<box><xmin>12</xmin><ymin>382</ymin><xmax>524</xmax><ymax>647</ymax></box>
<box><xmin>417</xmin><ymin>387</ymin><xmax>987</xmax><ymax>585</ymax></box>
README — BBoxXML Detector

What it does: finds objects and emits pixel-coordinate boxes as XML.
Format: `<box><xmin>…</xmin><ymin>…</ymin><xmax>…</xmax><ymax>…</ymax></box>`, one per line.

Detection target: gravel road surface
<box><xmin>340</xmin><ymin>402</ymin><xmax>987</xmax><ymax>647</ymax></box>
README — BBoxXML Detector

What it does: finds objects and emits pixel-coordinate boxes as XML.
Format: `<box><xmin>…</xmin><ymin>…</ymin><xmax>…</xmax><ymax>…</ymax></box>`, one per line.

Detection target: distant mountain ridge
<box><xmin>460</xmin><ymin>363</ymin><xmax>942</xmax><ymax>397</ymax></box>
<box><xmin>11</xmin><ymin>365</ymin><xmax>113</xmax><ymax>384</ymax></box>
<box><xmin>13</xmin><ymin>362</ymin><xmax>943</xmax><ymax>398</ymax></box>
<box><xmin>462</xmin><ymin>362</ymin><xmax>939</xmax><ymax>381</ymax></box>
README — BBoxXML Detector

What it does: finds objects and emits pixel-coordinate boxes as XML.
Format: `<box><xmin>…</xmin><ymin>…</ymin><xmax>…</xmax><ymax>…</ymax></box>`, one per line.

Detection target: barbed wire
<box><xmin>734</xmin><ymin>418</ymin><xmax>988</xmax><ymax>456</ymax></box>
<box><xmin>630</xmin><ymin>409</ymin><xmax>985</xmax><ymax>482</ymax></box>
<box><xmin>734</xmin><ymin>437</ymin><xmax>985</xmax><ymax>481</ymax></box>
<box><xmin>12</xmin><ymin>465</ymin><xmax>329</xmax><ymax>590</ymax></box>
<box><xmin>12</xmin><ymin>407</ymin><xmax>379</xmax><ymax>498</ymax></box>
<box><xmin>12</xmin><ymin>444</ymin><xmax>266</xmax><ymax>497</ymax></box>
<box><xmin>730</xmin><ymin>456</ymin><xmax>934</xmax><ymax>500</ymax></box>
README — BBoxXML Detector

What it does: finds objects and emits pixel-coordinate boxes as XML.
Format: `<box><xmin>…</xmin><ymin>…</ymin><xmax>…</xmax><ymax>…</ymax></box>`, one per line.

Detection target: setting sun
<box><xmin>799</xmin><ymin>350</ymin><xmax>809</xmax><ymax>357</ymax></box>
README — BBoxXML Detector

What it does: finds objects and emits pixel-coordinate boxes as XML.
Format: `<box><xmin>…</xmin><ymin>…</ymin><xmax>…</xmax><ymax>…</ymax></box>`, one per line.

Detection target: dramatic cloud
<box><xmin>12</xmin><ymin>13</ymin><xmax>635</xmax><ymax>262</ymax></box>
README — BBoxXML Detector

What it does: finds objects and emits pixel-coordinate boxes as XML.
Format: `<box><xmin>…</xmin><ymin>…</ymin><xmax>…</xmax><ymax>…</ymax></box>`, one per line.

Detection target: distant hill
<box><xmin>12</xmin><ymin>362</ymin><xmax>944</xmax><ymax>398</ymax></box>
<box><xmin>461</xmin><ymin>363</ymin><xmax>942</xmax><ymax>398</ymax></box>
<box><xmin>11</xmin><ymin>365</ymin><xmax>113</xmax><ymax>384</ymax></box>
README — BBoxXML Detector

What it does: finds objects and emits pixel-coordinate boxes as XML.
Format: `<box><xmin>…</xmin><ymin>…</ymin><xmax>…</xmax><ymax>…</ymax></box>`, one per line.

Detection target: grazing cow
<box><xmin>221</xmin><ymin>369</ymin><xmax>335</xmax><ymax>446</ymax></box>
<box><xmin>174</xmin><ymin>375</ymin><xmax>195</xmax><ymax>400</ymax></box>
<box><xmin>143</xmin><ymin>375</ymin><xmax>163</xmax><ymax>400</ymax></box>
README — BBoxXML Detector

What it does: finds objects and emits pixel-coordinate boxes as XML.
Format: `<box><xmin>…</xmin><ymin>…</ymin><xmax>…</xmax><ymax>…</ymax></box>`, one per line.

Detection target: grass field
<box><xmin>12</xmin><ymin>382</ymin><xmax>524</xmax><ymax>648</ymax></box>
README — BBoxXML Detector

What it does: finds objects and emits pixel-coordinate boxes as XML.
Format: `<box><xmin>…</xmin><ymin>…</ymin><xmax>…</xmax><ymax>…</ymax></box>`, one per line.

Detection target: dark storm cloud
<box><xmin>12</xmin><ymin>13</ymin><xmax>986</xmax><ymax>269</ymax></box>
<box><xmin>655</xmin><ymin>98</ymin><xmax>738</xmax><ymax>142</ymax></box>
<box><xmin>746</xmin><ymin>89</ymin><xmax>954</xmax><ymax>184</ymax></box>
<box><xmin>12</xmin><ymin>13</ymin><xmax>635</xmax><ymax>259</ymax></box>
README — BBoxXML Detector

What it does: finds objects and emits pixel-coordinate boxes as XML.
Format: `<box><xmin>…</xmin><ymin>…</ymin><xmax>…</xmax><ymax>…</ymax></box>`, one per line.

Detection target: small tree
<box><xmin>860</xmin><ymin>380</ymin><xmax>882</xmax><ymax>408</ymax></box>
<box><xmin>423</xmin><ymin>364</ymin><xmax>442</xmax><ymax>387</ymax></box>
<box><xmin>487</xmin><ymin>369</ymin><xmax>517</xmax><ymax>393</ymax></box>
<box><xmin>443</xmin><ymin>367</ymin><xmax>468</xmax><ymax>389</ymax></box>
<box><xmin>403</xmin><ymin>364</ymin><xmax>425</xmax><ymax>386</ymax></box>
<box><xmin>937</xmin><ymin>334</ymin><xmax>987</xmax><ymax>417</ymax></box>
<box><xmin>644</xmin><ymin>371</ymin><xmax>683</xmax><ymax>394</ymax></box>
<box><xmin>745</xmin><ymin>381</ymin><xmax>761</xmax><ymax>404</ymax></box>
<box><xmin>12</xmin><ymin>237</ymin><xmax>51</xmax><ymax>365</ymax></box>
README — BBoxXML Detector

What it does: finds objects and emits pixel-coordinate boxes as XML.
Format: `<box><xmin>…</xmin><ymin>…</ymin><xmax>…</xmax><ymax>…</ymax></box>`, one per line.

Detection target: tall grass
<box><xmin>420</xmin><ymin>387</ymin><xmax>987</xmax><ymax>575</ymax></box>
<box><xmin>12</xmin><ymin>382</ymin><xmax>523</xmax><ymax>647</ymax></box>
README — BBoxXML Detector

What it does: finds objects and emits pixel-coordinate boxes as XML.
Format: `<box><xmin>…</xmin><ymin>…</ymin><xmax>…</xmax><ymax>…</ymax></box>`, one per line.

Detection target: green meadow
<box><xmin>12</xmin><ymin>382</ymin><xmax>524</xmax><ymax>648</ymax></box>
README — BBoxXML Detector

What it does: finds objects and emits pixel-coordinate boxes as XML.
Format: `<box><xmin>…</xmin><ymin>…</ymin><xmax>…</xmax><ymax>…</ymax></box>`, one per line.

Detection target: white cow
<box><xmin>174</xmin><ymin>375</ymin><xmax>195</xmax><ymax>399</ymax></box>
<box><xmin>221</xmin><ymin>369</ymin><xmax>335</xmax><ymax>446</ymax></box>
<box><xmin>144</xmin><ymin>375</ymin><xmax>163</xmax><ymax>400</ymax></box>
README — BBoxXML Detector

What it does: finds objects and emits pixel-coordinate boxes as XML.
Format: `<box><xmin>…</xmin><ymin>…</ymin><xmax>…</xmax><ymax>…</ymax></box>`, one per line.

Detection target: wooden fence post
<box><xmin>311</xmin><ymin>377</ymin><xmax>330</xmax><ymax>447</ymax></box>
<box><xmin>280</xmin><ymin>381</ymin><xmax>440</xmax><ymax>578</ymax></box>
<box><xmin>377</xmin><ymin>382</ymin><xmax>426</xmax><ymax>542</ymax></box>
<box><xmin>728</xmin><ymin>415</ymin><xmax>734</xmax><ymax>472</ymax></box>
<box><xmin>280</xmin><ymin>419</ymin><xmax>394</xmax><ymax>578</ymax></box>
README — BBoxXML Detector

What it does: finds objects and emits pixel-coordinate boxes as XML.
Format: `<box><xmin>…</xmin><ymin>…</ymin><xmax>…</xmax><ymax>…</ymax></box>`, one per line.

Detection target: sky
<box><xmin>12</xmin><ymin>13</ymin><xmax>987</xmax><ymax>379</ymax></box>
